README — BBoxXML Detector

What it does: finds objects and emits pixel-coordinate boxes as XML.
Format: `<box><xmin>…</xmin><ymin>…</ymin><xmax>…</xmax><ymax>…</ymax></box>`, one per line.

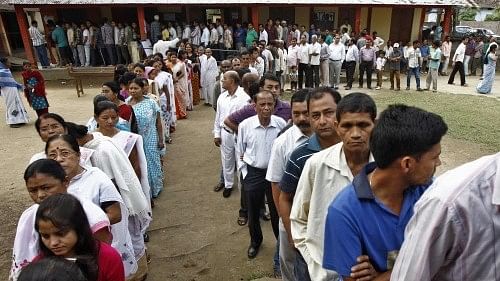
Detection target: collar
<box><xmin>353</xmin><ymin>162</ymin><xmax>377</xmax><ymax>199</ymax></box>
<box><xmin>252</xmin><ymin>115</ymin><xmax>280</xmax><ymax>129</ymax></box>
<box><xmin>290</xmin><ymin>125</ymin><xmax>309</xmax><ymax>142</ymax></box>
<box><xmin>324</xmin><ymin>143</ymin><xmax>375</xmax><ymax>179</ymax></box>
<box><xmin>306</xmin><ymin>134</ymin><xmax>322</xmax><ymax>152</ymax></box>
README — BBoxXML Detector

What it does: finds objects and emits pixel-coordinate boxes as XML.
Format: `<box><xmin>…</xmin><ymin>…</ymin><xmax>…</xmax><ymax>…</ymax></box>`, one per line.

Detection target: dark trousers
<box><xmin>448</xmin><ymin>61</ymin><xmax>466</xmax><ymax>86</ymax></box>
<box><xmin>35</xmin><ymin>45</ymin><xmax>50</xmax><ymax>67</ymax></box>
<box><xmin>58</xmin><ymin>46</ymin><xmax>73</xmax><ymax>66</ymax></box>
<box><xmin>105</xmin><ymin>44</ymin><xmax>116</xmax><ymax>65</ymax></box>
<box><xmin>89</xmin><ymin>47</ymin><xmax>97</xmax><ymax>66</ymax></box>
<box><xmin>244</xmin><ymin>166</ymin><xmax>279</xmax><ymax>247</ymax></box>
<box><xmin>407</xmin><ymin>67</ymin><xmax>421</xmax><ymax>88</ymax></box>
<box><xmin>345</xmin><ymin>61</ymin><xmax>356</xmax><ymax>87</ymax></box>
<box><xmin>298</xmin><ymin>63</ymin><xmax>308</xmax><ymax>89</ymax></box>
<box><xmin>120</xmin><ymin>45</ymin><xmax>131</xmax><ymax>65</ymax></box>
<box><xmin>294</xmin><ymin>251</ymin><xmax>312</xmax><ymax>281</ymax></box>
<box><xmin>310</xmin><ymin>64</ymin><xmax>320</xmax><ymax>88</ymax></box>
<box><xmin>390</xmin><ymin>70</ymin><xmax>401</xmax><ymax>89</ymax></box>
<box><xmin>115</xmin><ymin>45</ymin><xmax>123</xmax><ymax>64</ymax></box>
<box><xmin>359</xmin><ymin>61</ymin><xmax>373</xmax><ymax>88</ymax></box>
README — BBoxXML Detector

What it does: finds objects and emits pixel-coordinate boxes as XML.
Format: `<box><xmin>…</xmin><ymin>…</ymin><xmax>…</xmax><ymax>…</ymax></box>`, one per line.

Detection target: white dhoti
<box><xmin>220</xmin><ymin>129</ymin><xmax>237</xmax><ymax>189</ymax></box>
<box><xmin>1</xmin><ymin>87</ymin><xmax>29</xmax><ymax>125</ymax></box>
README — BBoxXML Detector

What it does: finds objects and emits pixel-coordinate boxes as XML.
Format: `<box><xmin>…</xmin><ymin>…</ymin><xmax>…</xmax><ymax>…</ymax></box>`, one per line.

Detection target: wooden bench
<box><xmin>67</xmin><ymin>66</ymin><xmax>115</xmax><ymax>97</ymax></box>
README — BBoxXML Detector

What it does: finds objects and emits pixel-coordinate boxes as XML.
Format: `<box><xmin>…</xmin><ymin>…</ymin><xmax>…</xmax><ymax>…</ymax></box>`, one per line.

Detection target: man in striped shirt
<box><xmin>28</xmin><ymin>21</ymin><xmax>50</xmax><ymax>68</ymax></box>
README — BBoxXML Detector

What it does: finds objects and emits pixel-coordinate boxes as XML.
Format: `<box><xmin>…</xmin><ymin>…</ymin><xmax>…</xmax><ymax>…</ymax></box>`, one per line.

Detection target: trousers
<box><xmin>220</xmin><ymin>129</ymin><xmax>237</xmax><ymax>189</ymax></box>
<box><xmin>329</xmin><ymin>60</ymin><xmax>342</xmax><ymax>87</ymax></box>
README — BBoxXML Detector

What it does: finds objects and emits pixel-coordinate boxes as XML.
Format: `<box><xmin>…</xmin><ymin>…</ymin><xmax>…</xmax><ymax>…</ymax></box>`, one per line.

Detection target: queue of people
<box><xmin>5</xmin><ymin>14</ymin><xmax>500</xmax><ymax>281</ymax></box>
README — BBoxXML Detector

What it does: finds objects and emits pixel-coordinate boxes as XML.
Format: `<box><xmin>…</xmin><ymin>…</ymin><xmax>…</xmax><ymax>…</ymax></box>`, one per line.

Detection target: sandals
<box><xmin>237</xmin><ymin>216</ymin><xmax>248</xmax><ymax>226</ymax></box>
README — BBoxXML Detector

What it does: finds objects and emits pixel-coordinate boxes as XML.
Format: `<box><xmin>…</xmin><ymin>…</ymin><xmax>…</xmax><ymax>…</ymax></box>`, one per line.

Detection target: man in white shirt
<box><xmin>287</xmin><ymin>38</ymin><xmax>300</xmax><ymax>73</ymax></box>
<box><xmin>372</xmin><ymin>31</ymin><xmax>385</xmax><ymax>52</ymax></box>
<box><xmin>298</xmin><ymin>35</ymin><xmax>310</xmax><ymax>89</ymax></box>
<box><xmin>200</xmin><ymin>48</ymin><xmax>219</xmax><ymax>106</ymax></box>
<box><xmin>405</xmin><ymin>40</ymin><xmax>423</xmax><ymax>91</ymax></box>
<box><xmin>439</xmin><ymin>35</ymin><xmax>452</xmax><ymax>75</ymax></box>
<box><xmin>260</xmin><ymin>42</ymin><xmax>274</xmax><ymax>74</ymax></box>
<box><xmin>391</xmin><ymin>152</ymin><xmax>500</xmax><ymax>281</ymax></box>
<box><xmin>182</xmin><ymin>22</ymin><xmax>191</xmax><ymax>43</ymax></box>
<box><xmin>266</xmin><ymin>89</ymin><xmax>312</xmax><ymax>281</ymax></box>
<box><xmin>328</xmin><ymin>35</ymin><xmax>346</xmax><ymax>89</ymax></box>
<box><xmin>291</xmin><ymin>93</ymin><xmax>376</xmax><ymax>281</ymax></box>
<box><xmin>213</xmin><ymin>71</ymin><xmax>250</xmax><ymax>198</ymax></box>
<box><xmin>168</xmin><ymin>22</ymin><xmax>177</xmax><ymax>40</ymax></box>
<box><xmin>237</xmin><ymin>91</ymin><xmax>287</xmax><ymax>259</ymax></box>
<box><xmin>209</xmin><ymin>23</ymin><xmax>218</xmax><ymax>48</ymax></box>
<box><xmin>447</xmin><ymin>36</ymin><xmax>468</xmax><ymax>87</ymax></box>
<box><xmin>319</xmin><ymin>36</ymin><xmax>331</xmax><ymax>87</ymax></box>
<box><xmin>309</xmin><ymin>35</ymin><xmax>321</xmax><ymax>88</ymax></box>
<box><xmin>344</xmin><ymin>38</ymin><xmax>359</xmax><ymax>90</ymax></box>
<box><xmin>259</xmin><ymin>24</ymin><xmax>268</xmax><ymax>46</ymax></box>
<box><xmin>201</xmin><ymin>23</ymin><xmax>210</xmax><ymax>48</ymax></box>
<box><xmin>152</xmin><ymin>37</ymin><xmax>180</xmax><ymax>57</ymax></box>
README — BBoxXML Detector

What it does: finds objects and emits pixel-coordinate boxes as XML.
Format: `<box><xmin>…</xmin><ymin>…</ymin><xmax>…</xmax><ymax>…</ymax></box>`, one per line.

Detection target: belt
<box><xmin>223</xmin><ymin>126</ymin><xmax>233</xmax><ymax>134</ymax></box>
<box><xmin>330</xmin><ymin>59</ymin><xmax>341</xmax><ymax>61</ymax></box>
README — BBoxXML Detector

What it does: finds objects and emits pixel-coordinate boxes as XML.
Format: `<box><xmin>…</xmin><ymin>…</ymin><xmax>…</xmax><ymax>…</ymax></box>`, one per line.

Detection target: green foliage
<box><xmin>485</xmin><ymin>8</ymin><xmax>500</xmax><ymax>21</ymax></box>
<box><xmin>459</xmin><ymin>8</ymin><xmax>478</xmax><ymax>21</ymax></box>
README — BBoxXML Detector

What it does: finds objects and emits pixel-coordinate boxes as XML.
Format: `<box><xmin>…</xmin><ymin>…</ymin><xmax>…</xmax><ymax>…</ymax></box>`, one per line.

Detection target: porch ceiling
<box><xmin>8</xmin><ymin>0</ymin><xmax>477</xmax><ymax>7</ymax></box>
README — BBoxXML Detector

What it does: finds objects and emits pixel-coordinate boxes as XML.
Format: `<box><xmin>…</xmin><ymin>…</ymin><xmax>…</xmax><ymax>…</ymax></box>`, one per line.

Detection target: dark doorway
<box><xmin>338</xmin><ymin>7</ymin><xmax>356</xmax><ymax>31</ymax></box>
<box><xmin>112</xmin><ymin>8</ymin><xmax>138</xmax><ymax>25</ymax></box>
<box><xmin>56</xmin><ymin>8</ymin><xmax>88</xmax><ymax>24</ymax></box>
<box><xmin>390</xmin><ymin>8</ymin><xmax>414</xmax><ymax>44</ymax></box>
<box><xmin>269</xmin><ymin>7</ymin><xmax>295</xmax><ymax>24</ymax></box>
<box><xmin>2</xmin><ymin>11</ymin><xmax>23</xmax><ymax>50</ymax></box>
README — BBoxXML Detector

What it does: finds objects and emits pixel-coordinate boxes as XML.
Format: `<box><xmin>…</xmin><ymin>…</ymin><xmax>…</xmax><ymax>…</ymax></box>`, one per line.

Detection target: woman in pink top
<box><xmin>33</xmin><ymin>193</ymin><xmax>124</xmax><ymax>281</ymax></box>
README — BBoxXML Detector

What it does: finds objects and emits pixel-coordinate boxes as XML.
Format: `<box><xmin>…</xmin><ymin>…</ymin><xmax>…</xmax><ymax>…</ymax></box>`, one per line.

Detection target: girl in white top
<box><xmin>10</xmin><ymin>159</ymin><xmax>110</xmax><ymax>280</ymax></box>
<box><xmin>44</xmin><ymin>134</ymin><xmax>138</xmax><ymax>277</ymax></box>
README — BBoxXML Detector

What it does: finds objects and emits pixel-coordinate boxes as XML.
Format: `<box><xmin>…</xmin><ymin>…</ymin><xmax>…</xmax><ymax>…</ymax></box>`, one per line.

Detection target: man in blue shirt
<box><xmin>279</xmin><ymin>87</ymin><xmax>341</xmax><ymax>280</ymax></box>
<box><xmin>234</xmin><ymin>22</ymin><xmax>246</xmax><ymax>52</ymax></box>
<box><xmin>323</xmin><ymin>104</ymin><xmax>448</xmax><ymax>281</ymax></box>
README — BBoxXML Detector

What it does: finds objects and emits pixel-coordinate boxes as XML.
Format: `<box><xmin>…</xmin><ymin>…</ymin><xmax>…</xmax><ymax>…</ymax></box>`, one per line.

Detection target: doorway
<box><xmin>390</xmin><ymin>8</ymin><xmax>414</xmax><ymax>43</ymax></box>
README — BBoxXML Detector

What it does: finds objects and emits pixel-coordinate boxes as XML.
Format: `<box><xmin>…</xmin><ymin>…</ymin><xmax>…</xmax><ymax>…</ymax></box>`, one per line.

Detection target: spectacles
<box><xmin>47</xmin><ymin>150</ymin><xmax>76</xmax><ymax>160</ymax></box>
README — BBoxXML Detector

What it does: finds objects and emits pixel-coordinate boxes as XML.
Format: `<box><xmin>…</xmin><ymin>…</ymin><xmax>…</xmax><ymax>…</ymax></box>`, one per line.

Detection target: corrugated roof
<box><xmin>7</xmin><ymin>0</ymin><xmax>478</xmax><ymax>6</ymax></box>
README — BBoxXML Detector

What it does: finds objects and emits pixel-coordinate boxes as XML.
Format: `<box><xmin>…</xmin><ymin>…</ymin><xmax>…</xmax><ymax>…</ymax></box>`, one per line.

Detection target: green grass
<box><xmin>282</xmin><ymin>90</ymin><xmax>500</xmax><ymax>151</ymax></box>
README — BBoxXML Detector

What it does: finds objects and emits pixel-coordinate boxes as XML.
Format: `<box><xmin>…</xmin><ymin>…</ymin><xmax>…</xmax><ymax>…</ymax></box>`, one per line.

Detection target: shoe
<box><xmin>396</xmin><ymin>88</ymin><xmax>401</xmax><ymax>91</ymax></box>
<box><xmin>344</xmin><ymin>87</ymin><xmax>351</xmax><ymax>90</ymax></box>
<box><xmin>213</xmin><ymin>183</ymin><xmax>224</xmax><ymax>192</ymax></box>
<box><xmin>390</xmin><ymin>87</ymin><xmax>394</xmax><ymax>90</ymax></box>
<box><xmin>9</xmin><ymin>124</ymin><xmax>23</xmax><ymax>128</ymax></box>
<box><xmin>273</xmin><ymin>268</ymin><xmax>282</xmax><ymax>278</ymax></box>
<box><xmin>143</xmin><ymin>233</ymin><xmax>150</xmax><ymax>243</ymax></box>
<box><xmin>367</xmin><ymin>87</ymin><xmax>373</xmax><ymax>90</ymax></box>
<box><xmin>222</xmin><ymin>188</ymin><xmax>232</xmax><ymax>198</ymax></box>
<box><xmin>406</xmin><ymin>87</ymin><xmax>410</xmax><ymax>90</ymax></box>
<box><xmin>262</xmin><ymin>211</ymin><xmax>271</xmax><ymax>221</ymax></box>
<box><xmin>432</xmin><ymin>90</ymin><xmax>437</xmax><ymax>93</ymax></box>
<box><xmin>237</xmin><ymin>216</ymin><xmax>248</xmax><ymax>226</ymax></box>
<box><xmin>375</xmin><ymin>86</ymin><xmax>381</xmax><ymax>90</ymax></box>
<box><xmin>424</xmin><ymin>88</ymin><xmax>430</xmax><ymax>91</ymax></box>
<box><xmin>247</xmin><ymin>245</ymin><xmax>260</xmax><ymax>259</ymax></box>
<box><xmin>461</xmin><ymin>83</ymin><xmax>468</xmax><ymax>87</ymax></box>
<box><xmin>358</xmin><ymin>85</ymin><xmax>363</xmax><ymax>88</ymax></box>
<box><xmin>417</xmin><ymin>88</ymin><xmax>423</xmax><ymax>91</ymax></box>
<box><xmin>448</xmin><ymin>82</ymin><xmax>455</xmax><ymax>85</ymax></box>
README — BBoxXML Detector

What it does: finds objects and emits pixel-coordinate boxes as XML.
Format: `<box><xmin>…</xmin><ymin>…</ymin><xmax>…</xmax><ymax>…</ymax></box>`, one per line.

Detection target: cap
<box><xmin>393</xmin><ymin>43</ymin><xmax>400</xmax><ymax>48</ymax></box>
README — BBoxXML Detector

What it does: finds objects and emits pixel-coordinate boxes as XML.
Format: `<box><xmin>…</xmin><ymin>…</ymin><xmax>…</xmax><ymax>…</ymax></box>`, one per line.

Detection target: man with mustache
<box><xmin>265</xmin><ymin>89</ymin><xmax>312</xmax><ymax>279</ymax></box>
<box><xmin>290</xmin><ymin>92</ymin><xmax>377</xmax><ymax>280</ymax></box>
<box><xmin>279</xmin><ymin>87</ymin><xmax>341</xmax><ymax>280</ymax></box>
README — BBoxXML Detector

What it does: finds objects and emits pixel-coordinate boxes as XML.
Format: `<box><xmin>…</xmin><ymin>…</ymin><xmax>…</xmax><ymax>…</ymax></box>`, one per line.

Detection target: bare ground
<box><xmin>0</xmin><ymin>80</ymin><xmax>496</xmax><ymax>281</ymax></box>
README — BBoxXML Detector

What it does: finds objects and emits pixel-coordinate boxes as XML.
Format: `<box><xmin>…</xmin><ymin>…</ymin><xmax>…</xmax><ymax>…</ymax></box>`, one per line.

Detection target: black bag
<box><xmin>483</xmin><ymin>55</ymin><xmax>489</xmax><ymax>65</ymax></box>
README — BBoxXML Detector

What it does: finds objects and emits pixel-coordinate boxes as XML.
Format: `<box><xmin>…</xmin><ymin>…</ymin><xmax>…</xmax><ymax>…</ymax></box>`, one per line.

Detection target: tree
<box><xmin>458</xmin><ymin>8</ymin><xmax>478</xmax><ymax>21</ymax></box>
<box><xmin>485</xmin><ymin>8</ymin><xmax>500</xmax><ymax>21</ymax></box>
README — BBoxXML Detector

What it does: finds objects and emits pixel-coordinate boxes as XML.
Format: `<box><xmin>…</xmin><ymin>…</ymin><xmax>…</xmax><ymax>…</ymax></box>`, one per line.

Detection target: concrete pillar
<box><xmin>250</xmin><ymin>6</ymin><xmax>259</xmax><ymax>27</ymax></box>
<box><xmin>443</xmin><ymin>6</ymin><xmax>452</xmax><ymax>35</ymax></box>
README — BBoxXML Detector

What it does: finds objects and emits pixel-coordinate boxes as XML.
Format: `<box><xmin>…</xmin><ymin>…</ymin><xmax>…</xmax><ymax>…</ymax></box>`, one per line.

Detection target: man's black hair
<box><xmin>370</xmin><ymin>104</ymin><xmax>448</xmax><ymax>169</ymax></box>
<box><xmin>307</xmin><ymin>87</ymin><xmax>341</xmax><ymax>110</ymax></box>
<box><xmin>335</xmin><ymin>92</ymin><xmax>376</xmax><ymax>122</ymax></box>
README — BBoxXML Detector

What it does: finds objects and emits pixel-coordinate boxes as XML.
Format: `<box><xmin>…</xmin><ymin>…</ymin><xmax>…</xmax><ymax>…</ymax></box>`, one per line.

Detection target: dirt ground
<box><xmin>0</xmin><ymin>79</ymin><xmax>495</xmax><ymax>281</ymax></box>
